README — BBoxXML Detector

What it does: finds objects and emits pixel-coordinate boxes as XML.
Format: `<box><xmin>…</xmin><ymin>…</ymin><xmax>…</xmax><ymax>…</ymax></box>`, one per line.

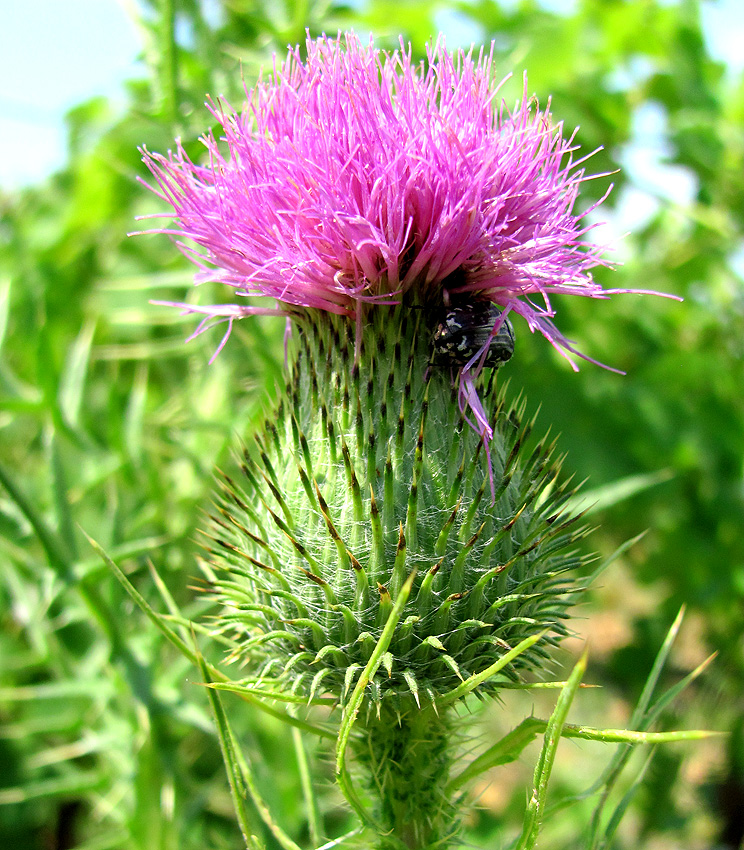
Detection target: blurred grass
<box><xmin>1</xmin><ymin>1</ymin><xmax>742</xmax><ymax>848</ymax></box>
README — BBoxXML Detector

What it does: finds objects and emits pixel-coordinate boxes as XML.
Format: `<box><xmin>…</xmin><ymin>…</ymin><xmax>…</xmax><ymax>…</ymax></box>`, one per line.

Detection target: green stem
<box><xmin>160</xmin><ymin>0</ymin><xmax>179</xmax><ymax>126</ymax></box>
<box><xmin>355</xmin><ymin>700</ymin><xmax>457</xmax><ymax>850</ymax></box>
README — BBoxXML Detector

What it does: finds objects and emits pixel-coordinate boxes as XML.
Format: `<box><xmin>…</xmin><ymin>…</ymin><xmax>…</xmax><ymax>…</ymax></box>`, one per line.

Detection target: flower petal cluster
<box><xmin>140</xmin><ymin>32</ymin><xmax>630</xmax><ymax>365</ymax></box>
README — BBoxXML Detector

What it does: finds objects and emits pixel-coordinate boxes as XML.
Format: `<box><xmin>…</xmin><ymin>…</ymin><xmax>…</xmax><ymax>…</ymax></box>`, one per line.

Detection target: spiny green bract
<box><xmin>205</xmin><ymin>305</ymin><xmax>589</xmax><ymax>708</ymax></box>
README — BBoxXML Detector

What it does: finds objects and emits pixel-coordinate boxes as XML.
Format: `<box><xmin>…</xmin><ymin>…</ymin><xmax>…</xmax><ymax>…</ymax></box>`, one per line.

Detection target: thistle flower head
<box><xmin>141</xmin><ymin>41</ymin><xmax>622</xmax><ymax>843</ymax></box>
<box><xmin>137</xmin><ymin>40</ymin><xmax>684</xmax><ymax>847</ymax></box>
<box><xmin>140</xmin><ymin>31</ymin><xmax>626</xmax><ymax>367</ymax></box>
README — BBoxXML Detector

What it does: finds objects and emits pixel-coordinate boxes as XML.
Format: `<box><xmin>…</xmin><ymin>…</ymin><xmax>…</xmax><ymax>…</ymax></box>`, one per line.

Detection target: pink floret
<box><xmin>138</xmin><ymin>33</ymin><xmax>646</xmax><ymax>353</ymax></box>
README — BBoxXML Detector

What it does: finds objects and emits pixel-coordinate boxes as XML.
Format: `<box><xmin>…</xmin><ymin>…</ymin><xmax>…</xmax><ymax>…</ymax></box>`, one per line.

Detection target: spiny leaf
<box><xmin>516</xmin><ymin>648</ymin><xmax>588</xmax><ymax>850</ymax></box>
<box><xmin>197</xmin><ymin>648</ymin><xmax>303</xmax><ymax>850</ymax></box>
<box><xmin>438</xmin><ymin>631</ymin><xmax>549</xmax><ymax>708</ymax></box>
<box><xmin>336</xmin><ymin>570</ymin><xmax>416</xmax><ymax>830</ymax></box>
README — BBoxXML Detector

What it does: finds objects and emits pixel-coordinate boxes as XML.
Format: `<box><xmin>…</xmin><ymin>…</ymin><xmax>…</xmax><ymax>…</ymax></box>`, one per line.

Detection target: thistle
<box><xmin>137</xmin><ymin>33</ymin><xmax>681</xmax><ymax>850</ymax></box>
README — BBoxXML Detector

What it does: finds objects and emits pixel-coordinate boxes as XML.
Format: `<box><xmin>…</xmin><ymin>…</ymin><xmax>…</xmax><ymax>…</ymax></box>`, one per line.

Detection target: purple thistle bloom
<box><xmin>138</xmin><ymin>32</ymin><xmax>673</xmax><ymax>446</ymax></box>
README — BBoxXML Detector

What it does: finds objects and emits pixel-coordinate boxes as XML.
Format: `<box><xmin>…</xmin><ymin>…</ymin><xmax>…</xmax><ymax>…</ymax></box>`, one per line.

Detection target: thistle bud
<box><xmin>210</xmin><ymin>305</ymin><xmax>586</xmax><ymax>705</ymax></box>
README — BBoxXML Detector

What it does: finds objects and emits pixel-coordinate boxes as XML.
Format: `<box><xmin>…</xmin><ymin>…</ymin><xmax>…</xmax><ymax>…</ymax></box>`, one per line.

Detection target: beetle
<box><xmin>432</xmin><ymin>301</ymin><xmax>515</xmax><ymax>368</ymax></box>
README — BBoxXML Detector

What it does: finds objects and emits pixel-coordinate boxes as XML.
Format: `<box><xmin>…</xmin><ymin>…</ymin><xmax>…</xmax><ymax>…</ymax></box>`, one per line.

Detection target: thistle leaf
<box><xmin>516</xmin><ymin>648</ymin><xmax>588</xmax><ymax>850</ymax></box>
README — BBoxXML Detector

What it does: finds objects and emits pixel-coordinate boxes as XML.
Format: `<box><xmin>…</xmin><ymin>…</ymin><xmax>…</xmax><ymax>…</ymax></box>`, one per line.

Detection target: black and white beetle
<box><xmin>432</xmin><ymin>301</ymin><xmax>515</xmax><ymax>368</ymax></box>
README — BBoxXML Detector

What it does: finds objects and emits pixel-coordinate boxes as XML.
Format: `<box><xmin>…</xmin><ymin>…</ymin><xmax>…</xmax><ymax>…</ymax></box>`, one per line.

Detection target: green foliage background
<box><xmin>1</xmin><ymin>1</ymin><xmax>742</xmax><ymax>848</ymax></box>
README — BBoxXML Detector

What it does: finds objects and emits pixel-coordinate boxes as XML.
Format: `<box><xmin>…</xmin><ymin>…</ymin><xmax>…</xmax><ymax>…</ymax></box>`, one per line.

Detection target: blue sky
<box><xmin>0</xmin><ymin>0</ymin><xmax>742</xmax><ymax>189</ymax></box>
<box><xmin>0</xmin><ymin>0</ymin><xmax>141</xmax><ymax>187</ymax></box>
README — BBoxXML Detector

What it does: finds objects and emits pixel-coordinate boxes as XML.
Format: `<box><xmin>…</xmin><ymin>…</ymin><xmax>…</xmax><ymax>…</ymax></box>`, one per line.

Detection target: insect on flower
<box><xmin>433</xmin><ymin>302</ymin><xmax>515</xmax><ymax>369</ymax></box>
